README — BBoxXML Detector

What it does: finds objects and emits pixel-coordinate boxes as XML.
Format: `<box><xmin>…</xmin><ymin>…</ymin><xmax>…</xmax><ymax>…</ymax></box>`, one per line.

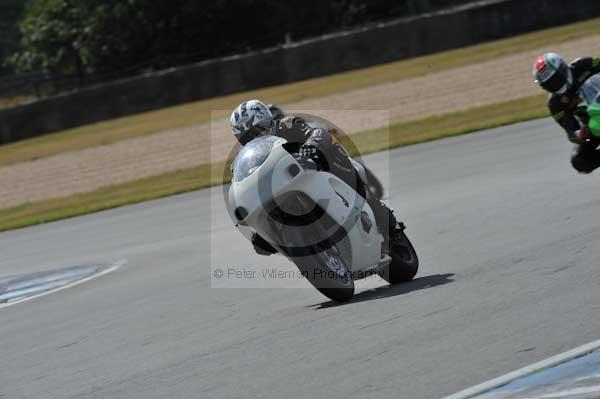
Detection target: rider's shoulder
<box><xmin>277</xmin><ymin>115</ymin><xmax>308</xmax><ymax>130</ymax></box>
<box><xmin>569</xmin><ymin>57</ymin><xmax>593</xmax><ymax>70</ymax></box>
<box><xmin>274</xmin><ymin>115</ymin><xmax>311</xmax><ymax>140</ymax></box>
<box><xmin>570</xmin><ymin>57</ymin><xmax>586</xmax><ymax>65</ymax></box>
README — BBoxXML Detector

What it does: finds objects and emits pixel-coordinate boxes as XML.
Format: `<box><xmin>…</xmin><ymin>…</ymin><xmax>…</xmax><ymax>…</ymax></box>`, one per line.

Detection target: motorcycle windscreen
<box><xmin>232</xmin><ymin>136</ymin><xmax>282</xmax><ymax>182</ymax></box>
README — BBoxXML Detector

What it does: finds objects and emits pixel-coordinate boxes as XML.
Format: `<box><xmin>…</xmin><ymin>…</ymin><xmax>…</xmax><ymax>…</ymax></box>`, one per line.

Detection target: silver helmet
<box><xmin>230</xmin><ymin>100</ymin><xmax>274</xmax><ymax>145</ymax></box>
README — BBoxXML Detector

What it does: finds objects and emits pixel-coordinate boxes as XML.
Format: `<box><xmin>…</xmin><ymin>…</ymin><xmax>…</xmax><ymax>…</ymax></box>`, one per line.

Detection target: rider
<box><xmin>532</xmin><ymin>53</ymin><xmax>600</xmax><ymax>173</ymax></box>
<box><xmin>267</xmin><ymin>103</ymin><xmax>285</xmax><ymax>121</ymax></box>
<box><xmin>230</xmin><ymin>99</ymin><xmax>399</xmax><ymax>256</ymax></box>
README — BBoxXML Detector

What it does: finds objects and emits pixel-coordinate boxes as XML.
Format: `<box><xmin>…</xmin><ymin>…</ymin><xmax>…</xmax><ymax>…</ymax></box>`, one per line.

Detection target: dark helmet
<box><xmin>533</xmin><ymin>53</ymin><xmax>573</xmax><ymax>94</ymax></box>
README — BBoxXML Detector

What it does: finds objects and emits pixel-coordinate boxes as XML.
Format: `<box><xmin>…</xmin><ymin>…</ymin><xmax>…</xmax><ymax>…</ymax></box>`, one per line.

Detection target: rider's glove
<box><xmin>575</xmin><ymin>126</ymin><xmax>591</xmax><ymax>143</ymax></box>
<box><xmin>299</xmin><ymin>143</ymin><xmax>319</xmax><ymax>160</ymax></box>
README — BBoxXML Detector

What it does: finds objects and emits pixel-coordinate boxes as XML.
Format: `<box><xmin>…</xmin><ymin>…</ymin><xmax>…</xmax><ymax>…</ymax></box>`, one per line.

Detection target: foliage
<box><xmin>0</xmin><ymin>0</ymin><xmax>27</xmax><ymax>76</ymax></box>
<box><xmin>7</xmin><ymin>0</ymin><xmax>476</xmax><ymax>79</ymax></box>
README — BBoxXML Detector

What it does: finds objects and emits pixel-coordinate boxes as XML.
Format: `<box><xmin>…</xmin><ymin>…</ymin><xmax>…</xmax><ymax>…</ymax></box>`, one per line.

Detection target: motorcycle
<box><xmin>578</xmin><ymin>72</ymin><xmax>600</xmax><ymax>137</ymax></box>
<box><xmin>227</xmin><ymin>135</ymin><xmax>418</xmax><ymax>302</ymax></box>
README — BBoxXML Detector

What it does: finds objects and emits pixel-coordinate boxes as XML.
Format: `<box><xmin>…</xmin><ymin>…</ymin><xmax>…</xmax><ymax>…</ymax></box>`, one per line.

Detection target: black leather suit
<box><xmin>547</xmin><ymin>57</ymin><xmax>600</xmax><ymax>173</ymax></box>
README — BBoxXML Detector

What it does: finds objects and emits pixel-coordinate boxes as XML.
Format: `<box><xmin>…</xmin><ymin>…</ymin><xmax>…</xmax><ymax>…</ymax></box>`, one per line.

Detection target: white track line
<box><xmin>535</xmin><ymin>384</ymin><xmax>600</xmax><ymax>398</ymax></box>
<box><xmin>0</xmin><ymin>259</ymin><xmax>126</xmax><ymax>310</ymax></box>
<box><xmin>444</xmin><ymin>339</ymin><xmax>600</xmax><ymax>399</ymax></box>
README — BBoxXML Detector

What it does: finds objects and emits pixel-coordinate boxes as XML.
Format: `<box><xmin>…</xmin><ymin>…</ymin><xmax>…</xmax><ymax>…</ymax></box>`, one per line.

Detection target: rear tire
<box><xmin>379</xmin><ymin>230</ymin><xmax>419</xmax><ymax>284</ymax></box>
<box><xmin>365</xmin><ymin>167</ymin><xmax>384</xmax><ymax>200</ymax></box>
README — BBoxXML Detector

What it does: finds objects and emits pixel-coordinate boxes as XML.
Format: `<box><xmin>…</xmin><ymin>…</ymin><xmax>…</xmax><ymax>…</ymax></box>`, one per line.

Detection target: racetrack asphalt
<box><xmin>1</xmin><ymin>118</ymin><xmax>599</xmax><ymax>399</ymax></box>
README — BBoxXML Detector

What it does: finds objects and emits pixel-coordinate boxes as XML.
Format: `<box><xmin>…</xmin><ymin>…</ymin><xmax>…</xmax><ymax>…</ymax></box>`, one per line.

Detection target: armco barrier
<box><xmin>2</xmin><ymin>0</ymin><xmax>600</xmax><ymax>144</ymax></box>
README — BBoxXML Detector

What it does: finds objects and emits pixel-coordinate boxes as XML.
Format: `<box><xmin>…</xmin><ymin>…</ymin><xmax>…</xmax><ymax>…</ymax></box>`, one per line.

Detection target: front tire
<box><xmin>291</xmin><ymin>244</ymin><xmax>355</xmax><ymax>302</ymax></box>
<box><xmin>379</xmin><ymin>230</ymin><xmax>419</xmax><ymax>284</ymax></box>
<box><xmin>275</xmin><ymin>195</ymin><xmax>355</xmax><ymax>302</ymax></box>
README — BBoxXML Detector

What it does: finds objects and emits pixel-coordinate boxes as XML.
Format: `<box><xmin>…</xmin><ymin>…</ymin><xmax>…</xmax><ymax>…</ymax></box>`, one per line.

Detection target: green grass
<box><xmin>1</xmin><ymin>17</ymin><xmax>599</xmax><ymax>166</ymax></box>
<box><xmin>342</xmin><ymin>94</ymin><xmax>548</xmax><ymax>155</ymax></box>
<box><xmin>0</xmin><ymin>93</ymin><xmax>549</xmax><ymax>232</ymax></box>
<box><xmin>0</xmin><ymin>161</ymin><xmax>228</xmax><ymax>232</ymax></box>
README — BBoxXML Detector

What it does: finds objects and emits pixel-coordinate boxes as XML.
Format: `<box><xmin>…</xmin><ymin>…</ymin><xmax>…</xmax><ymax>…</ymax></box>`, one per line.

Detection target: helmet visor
<box><xmin>539</xmin><ymin>62</ymin><xmax>570</xmax><ymax>94</ymax></box>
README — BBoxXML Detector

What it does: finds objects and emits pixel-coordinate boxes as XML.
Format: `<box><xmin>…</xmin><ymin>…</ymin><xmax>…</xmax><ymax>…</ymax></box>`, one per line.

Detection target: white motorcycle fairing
<box><xmin>228</xmin><ymin>136</ymin><xmax>391</xmax><ymax>275</ymax></box>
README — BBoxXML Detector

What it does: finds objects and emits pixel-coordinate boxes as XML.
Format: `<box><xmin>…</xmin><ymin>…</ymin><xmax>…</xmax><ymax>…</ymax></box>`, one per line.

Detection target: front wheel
<box><xmin>379</xmin><ymin>230</ymin><xmax>419</xmax><ymax>284</ymax></box>
<box><xmin>276</xmin><ymin>195</ymin><xmax>355</xmax><ymax>302</ymax></box>
<box><xmin>291</xmin><ymin>244</ymin><xmax>355</xmax><ymax>302</ymax></box>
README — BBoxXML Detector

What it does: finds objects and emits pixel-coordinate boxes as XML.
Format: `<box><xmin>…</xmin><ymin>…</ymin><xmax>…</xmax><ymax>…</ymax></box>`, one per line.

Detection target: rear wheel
<box><xmin>379</xmin><ymin>230</ymin><xmax>419</xmax><ymax>284</ymax></box>
<box><xmin>365</xmin><ymin>167</ymin><xmax>384</xmax><ymax>200</ymax></box>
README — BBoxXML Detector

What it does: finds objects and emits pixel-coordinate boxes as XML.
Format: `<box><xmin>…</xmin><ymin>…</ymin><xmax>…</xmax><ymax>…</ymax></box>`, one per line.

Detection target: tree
<box><xmin>8</xmin><ymin>0</ymin><xmax>475</xmax><ymax>83</ymax></box>
<box><xmin>10</xmin><ymin>0</ymin><xmax>148</xmax><ymax>80</ymax></box>
<box><xmin>0</xmin><ymin>0</ymin><xmax>27</xmax><ymax>76</ymax></box>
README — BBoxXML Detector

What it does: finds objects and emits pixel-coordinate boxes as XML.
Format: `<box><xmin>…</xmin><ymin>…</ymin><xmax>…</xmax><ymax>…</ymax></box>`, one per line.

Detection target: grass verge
<box><xmin>1</xmin><ymin>17</ymin><xmax>598</xmax><ymax>167</ymax></box>
<box><xmin>0</xmin><ymin>93</ymin><xmax>549</xmax><ymax>232</ymax></box>
<box><xmin>0</xmin><ymin>162</ymin><xmax>227</xmax><ymax>233</ymax></box>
